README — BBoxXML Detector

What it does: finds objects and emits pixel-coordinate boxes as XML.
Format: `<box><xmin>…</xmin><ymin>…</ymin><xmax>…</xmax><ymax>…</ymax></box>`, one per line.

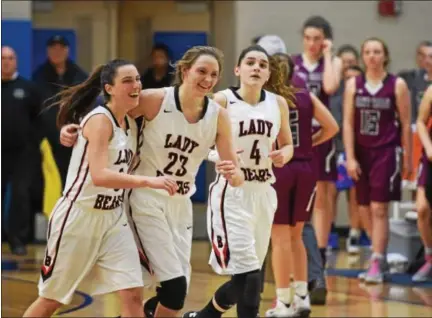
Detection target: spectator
<box><xmin>331</xmin><ymin>45</ymin><xmax>361</xmax><ymax>154</ymax></box>
<box><xmin>337</xmin><ymin>44</ymin><xmax>360</xmax><ymax>75</ymax></box>
<box><xmin>1</xmin><ymin>46</ymin><xmax>41</xmax><ymax>255</ymax></box>
<box><xmin>398</xmin><ymin>41</ymin><xmax>432</xmax><ymax>123</ymax></box>
<box><xmin>32</xmin><ymin>35</ymin><xmax>87</xmax><ymax>202</ymax></box>
<box><xmin>140</xmin><ymin>43</ymin><xmax>174</xmax><ymax>89</ymax></box>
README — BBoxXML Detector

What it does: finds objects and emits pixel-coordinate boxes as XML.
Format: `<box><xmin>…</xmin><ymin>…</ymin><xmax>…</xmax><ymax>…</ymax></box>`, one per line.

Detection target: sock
<box><xmin>276</xmin><ymin>287</ymin><xmax>291</xmax><ymax>305</ymax></box>
<box><xmin>293</xmin><ymin>281</ymin><xmax>308</xmax><ymax>298</ymax></box>
<box><xmin>319</xmin><ymin>248</ymin><xmax>327</xmax><ymax>267</ymax></box>
<box><xmin>372</xmin><ymin>252</ymin><xmax>384</xmax><ymax>260</ymax></box>
<box><xmin>198</xmin><ymin>298</ymin><xmax>224</xmax><ymax>318</ymax></box>
<box><xmin>349</xmin><ymin>228</ymin><xmax>361</xmax><ymax>238</ymax></box>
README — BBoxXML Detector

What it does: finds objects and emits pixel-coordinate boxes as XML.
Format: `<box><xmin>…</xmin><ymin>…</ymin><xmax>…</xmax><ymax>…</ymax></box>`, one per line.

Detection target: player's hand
<box><xmin>346</xmin><ymin>158</ymin><xmax>361</xmax><ymax>181</ymax></box>
<box><xmin>216</xmin><ymin>160</ymin><xmax>237</xmax><ymax>179</ymax></box>
<box><xmin>60</xmin><ymin>124</ymin><xmax>80</xmax><ymax>147</ymax></box>
<box><xmin>144</xmin><ymin>176</ymin><xmax>178</xmax><ymax>196</ymax></box>
<box><xmin>269</xmin><ymin>147</ymin><xmax>293</xmax><ymax>168</ymax></box>
<box><xmin>322</xmin><ymin>39</ymin><xmax>333</xmax><ymax>55</ymax></box>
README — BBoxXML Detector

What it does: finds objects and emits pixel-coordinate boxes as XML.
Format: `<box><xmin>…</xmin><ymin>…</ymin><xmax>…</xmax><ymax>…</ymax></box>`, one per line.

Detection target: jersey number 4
<box><xmin>250</xmin><ymin>140</ymin><xmax>261</xmax><ymax>165</ymax></box>
<box><xmin>164</xmin><ymin>152</ymin><xmax>188</xmax><ymax>177</ymax></box>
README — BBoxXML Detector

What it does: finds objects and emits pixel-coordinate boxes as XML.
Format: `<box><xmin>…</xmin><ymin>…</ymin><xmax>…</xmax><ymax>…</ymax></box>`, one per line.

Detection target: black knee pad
<box><xmin>237</xmin><ymin>270</ymin><xmax>261</xmax><ymax>318</ymax></box>
<box><xmin>241</xmin><ymin>270</ymin><xmax>261</xmax><ymax>307</ymax></box>
<box><xmin>158</xmin><ymin>276</ymin><xmax>187</xmax><ymax>311</ymax></box>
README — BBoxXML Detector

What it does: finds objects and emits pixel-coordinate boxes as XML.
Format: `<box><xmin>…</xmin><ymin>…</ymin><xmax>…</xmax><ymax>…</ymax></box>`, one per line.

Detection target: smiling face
<box><xmin>182</xmin><ymin>54</ymin><xmax>220</xmax><ymax>97</ymax></box>
<box><xmin>104</xmin><ymin>64</ymin><xmax>142</xmax><ymax>109</ymax></box>
<box><xmin>235</xmin><ymin>50</ymin><xmax>271</xmax><ymax>88</ymax></box>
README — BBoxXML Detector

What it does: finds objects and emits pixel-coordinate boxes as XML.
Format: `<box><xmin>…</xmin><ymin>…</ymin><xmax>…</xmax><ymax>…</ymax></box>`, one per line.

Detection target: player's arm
<box><xmin>416</xmin><ymin>85</ymin><xmax>432</xmax><ymax>160</ymax></box>
<box><xmin>83</xmin><ymin>115</ymin><xmax>177</xmax><ymax>194</ymax></box>
<box><xmin>322</xmin><ymin>40</ymin><xmax>342</xmax><ymax>95</ymax></box>
<box><xmin>215</xmin><ymin>107</ymin><xmax>244</xmax><ymax>187</ymax></box>
<box><xmin>311</xmin><ymin>93</ymin><xmax>339</xmax><ymax>146</ymax></box>
<box><xmin>270</xmin><ymin>95</ymin><xmax>294</xmax><ymax>167</ymax></box>
<box><xmin>395</xmin><ymin>77</ymin><xmax>413</xmax><ymax>175</ymax></box>
<box><xmin>128</xmin><ymin>88</ymin><xmax>165</xmax><ymax>120</ymax></box>
<box><xmin>206</xmin><ymin>92</ymin><xmax>229</xmax><ymax>163</ymax></box>
<box><xmin>343</xmin><ymin>77</ymin><xmax>361</xmax><ymax>180</ymax></box>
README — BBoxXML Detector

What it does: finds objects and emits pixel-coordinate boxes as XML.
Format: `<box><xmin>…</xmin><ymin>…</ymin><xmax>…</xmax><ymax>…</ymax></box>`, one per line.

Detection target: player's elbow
<box><xmin>91</xmin><ymin>170</ymin><xmax>108</xmax><ymax>187</ymax></box>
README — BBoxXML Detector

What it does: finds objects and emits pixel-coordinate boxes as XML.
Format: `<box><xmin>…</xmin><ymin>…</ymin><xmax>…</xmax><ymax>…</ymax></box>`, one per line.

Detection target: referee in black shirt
<box><xmin>1</xmin><ymin>46</ymin><xmax>41</xmax><ymax>255</ymax></box>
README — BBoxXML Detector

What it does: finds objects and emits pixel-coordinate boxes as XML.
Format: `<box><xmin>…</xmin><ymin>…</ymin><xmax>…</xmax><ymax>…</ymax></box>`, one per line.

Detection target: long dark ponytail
<box><xmin>54</xmin><ymin>59</ymin><xmax>132</xmax><ymax>128</ymax></box>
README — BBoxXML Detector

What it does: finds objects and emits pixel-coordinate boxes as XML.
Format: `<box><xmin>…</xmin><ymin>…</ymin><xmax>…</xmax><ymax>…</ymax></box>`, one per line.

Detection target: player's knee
<box><xmin>37</xmin><ymin>296</ymin><xmax>62</xmax><ymax>312</ymax></box>
<box><xmin>370</xmin><ymin>201</ymin><xmax>388</xmax><ymax>219</ymax></box>
<box><xmin>158</xmin><ymin>276</ymin><xmax>187</xmax><ymax>311</ymax></box>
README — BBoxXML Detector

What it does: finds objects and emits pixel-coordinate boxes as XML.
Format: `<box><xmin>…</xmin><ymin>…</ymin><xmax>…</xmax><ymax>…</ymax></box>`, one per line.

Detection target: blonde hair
<box><xmin>173</xmin><ymin>46</ymin><xmax>224</xmax><ymax>86</ymax></box>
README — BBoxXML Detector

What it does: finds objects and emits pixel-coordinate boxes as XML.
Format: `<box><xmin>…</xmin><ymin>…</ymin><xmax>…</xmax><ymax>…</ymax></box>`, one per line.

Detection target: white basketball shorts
<box><xmin>129</xmin><ymin>188</ymin><xmax>193</xmax><ymax>288</ymax></box>
<box><xmin>39</xmin><ymin>198</ymin><xmax>143</xmax><ymax>305</ymax></box>
<box><xmin>208</xmin><ymin>175</ymin><xmax>277</xmax><ymax>275</ymax></box>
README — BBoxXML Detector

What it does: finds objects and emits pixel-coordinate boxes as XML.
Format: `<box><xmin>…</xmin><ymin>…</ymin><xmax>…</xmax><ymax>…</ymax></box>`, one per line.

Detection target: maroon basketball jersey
<box><xmin>292</xmin><ymin>54</ymin><xmax>329</xmax><ymax>107</ymax></box>
<box><xmin>354</xmin><ymin>74</ymin><xmax>400</xmax><ymax>148</ymax></box>
<box><xmin>290</xmin><ymin>74</ymin><xmax>314</xmax><ymax>160</ymax></box>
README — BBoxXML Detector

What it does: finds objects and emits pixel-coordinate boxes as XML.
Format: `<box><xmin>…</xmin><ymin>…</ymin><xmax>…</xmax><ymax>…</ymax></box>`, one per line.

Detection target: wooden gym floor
<box><xmin>2</xmin><ymin>242</ymin><xmax>432</xmax><ymax>317</ymax></box>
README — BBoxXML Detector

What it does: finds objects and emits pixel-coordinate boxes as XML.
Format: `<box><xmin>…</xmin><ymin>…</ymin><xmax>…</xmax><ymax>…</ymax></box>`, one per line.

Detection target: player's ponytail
<box><xmin>55</xmin><ymin>65</ymin><xmax>104</xmax><ymax>128</ymax></box>
<box><xmin>55</xmin><ymin>59</ymin><xmax>132</xmax><ymax>128</ymax></box>
<box><xmin>265</xmin><ymin>53</ymin><xmax>297</xmax><ymax>109</ymax></box>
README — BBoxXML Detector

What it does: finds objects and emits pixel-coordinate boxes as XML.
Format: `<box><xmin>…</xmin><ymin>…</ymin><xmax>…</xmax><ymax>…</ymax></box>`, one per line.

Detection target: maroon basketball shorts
<box><xmin>313</xmin><ymin>139</ymin><xmax>337</xmax><ymax>182</ymax></box>
<box><xmin>355</xmin><ymin>145</ymin><xmax>402</xmax><ymax>205</ymax></box>
<box><xmin>273</xmin><ymin>160</ymin><xmax>317</xmax><ymax>225</ymax></box>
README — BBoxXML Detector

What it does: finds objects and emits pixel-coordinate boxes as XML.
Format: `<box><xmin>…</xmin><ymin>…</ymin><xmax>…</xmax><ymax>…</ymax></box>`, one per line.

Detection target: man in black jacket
<box><xmin>2</xmin><ymin>46</ymin><xmax>42</xmax><ymax>255</ymax></box>
<box><xmin>32</xmin><ymin>35</ymin><xmax>87</xmax><ymax>195</ymax></box>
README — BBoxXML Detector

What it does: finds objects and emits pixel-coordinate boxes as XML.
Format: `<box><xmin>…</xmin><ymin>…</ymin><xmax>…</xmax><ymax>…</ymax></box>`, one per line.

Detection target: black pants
<box><xmin>2</xmin><ymin>147</ymin><xmax>34</xmax><ymax>245</ymax></box>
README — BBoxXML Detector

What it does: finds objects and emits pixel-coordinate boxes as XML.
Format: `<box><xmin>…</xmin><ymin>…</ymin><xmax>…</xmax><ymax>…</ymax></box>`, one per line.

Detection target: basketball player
<box><xmin>265</xmin><ymin>52</ymin><xmax>338</xmax><ymax>318</ymax></box>
<box><xmin>343</xmin><ymin>38</ymin><xmax>412</xmax><ymax>284</ymax></box>
<box><xmin>292</xmin><ymin>16</ymin><xmax>342</xmax><ymax>266</ymax></box>
<box><xmin>127</xmin><ymin>46</ymin><xmax>245</xmax><ymax>318</ymax></box>
<box><xmin>23</xmin><ymin>60</ymin><xmax>179</xmax><ymax>318</ymax></box>
<box><xmin>183</xmin><ymin>45</ymin><xmax>294</xmax><ymax>318</ymax></box>
<box><xmin>414</xmin><ymin>85</ymin><xmax>432</xmax><ymax>282</ymax></box>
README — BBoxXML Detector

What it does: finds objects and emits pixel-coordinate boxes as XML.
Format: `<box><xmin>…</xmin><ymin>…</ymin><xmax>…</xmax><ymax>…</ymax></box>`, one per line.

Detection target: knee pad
<box><xmin>158</xmin><ymin>276</ymin><xmax>187</xmax><ymax>311</ymax></box>
<box><xmin>241</xmin><ymin>270</ymin><xmax>261</xmax><ymax>307</ymax></box>
<box><xmin>236</xmin><ymin>270</ymin><xmax>261</xmax><ymax>318</ymax></box>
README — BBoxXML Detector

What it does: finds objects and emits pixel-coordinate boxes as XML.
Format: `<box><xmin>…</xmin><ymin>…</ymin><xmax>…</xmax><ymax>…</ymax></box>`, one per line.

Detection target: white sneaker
<box><xmin>346</xmin><ymin>236</ymin><xmax>361</xmax><ymax>254</ymax></box>
<box><xmin>292</xmin><ymin>294</ymin><xmax>311</xmax><ymax>318</ymax></box>
<box><xmin>358</xmin><ymin>271</ymin><xmax>367</xmax><ymax>280</ymax></box>
<box><xmin>265</xmin><ymin>299</ymin><xmax>296</xmax><ymax>317</ymax></box>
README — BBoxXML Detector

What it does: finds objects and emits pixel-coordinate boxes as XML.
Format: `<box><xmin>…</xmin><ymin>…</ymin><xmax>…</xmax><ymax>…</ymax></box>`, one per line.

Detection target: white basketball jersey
<box><xmin>136</xmin><ymin>86</ymin><xmax>220</xmax><ymax>197</ymax></box>
<box><xmin>220</xmin><ymin>88</ymin><xmax>281</xmax><ymax>184</ymax></box>
<box><xmin>63</xmin><ymin>106</ymin><xmax>138</xmax><ymax>211</ymax></box>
